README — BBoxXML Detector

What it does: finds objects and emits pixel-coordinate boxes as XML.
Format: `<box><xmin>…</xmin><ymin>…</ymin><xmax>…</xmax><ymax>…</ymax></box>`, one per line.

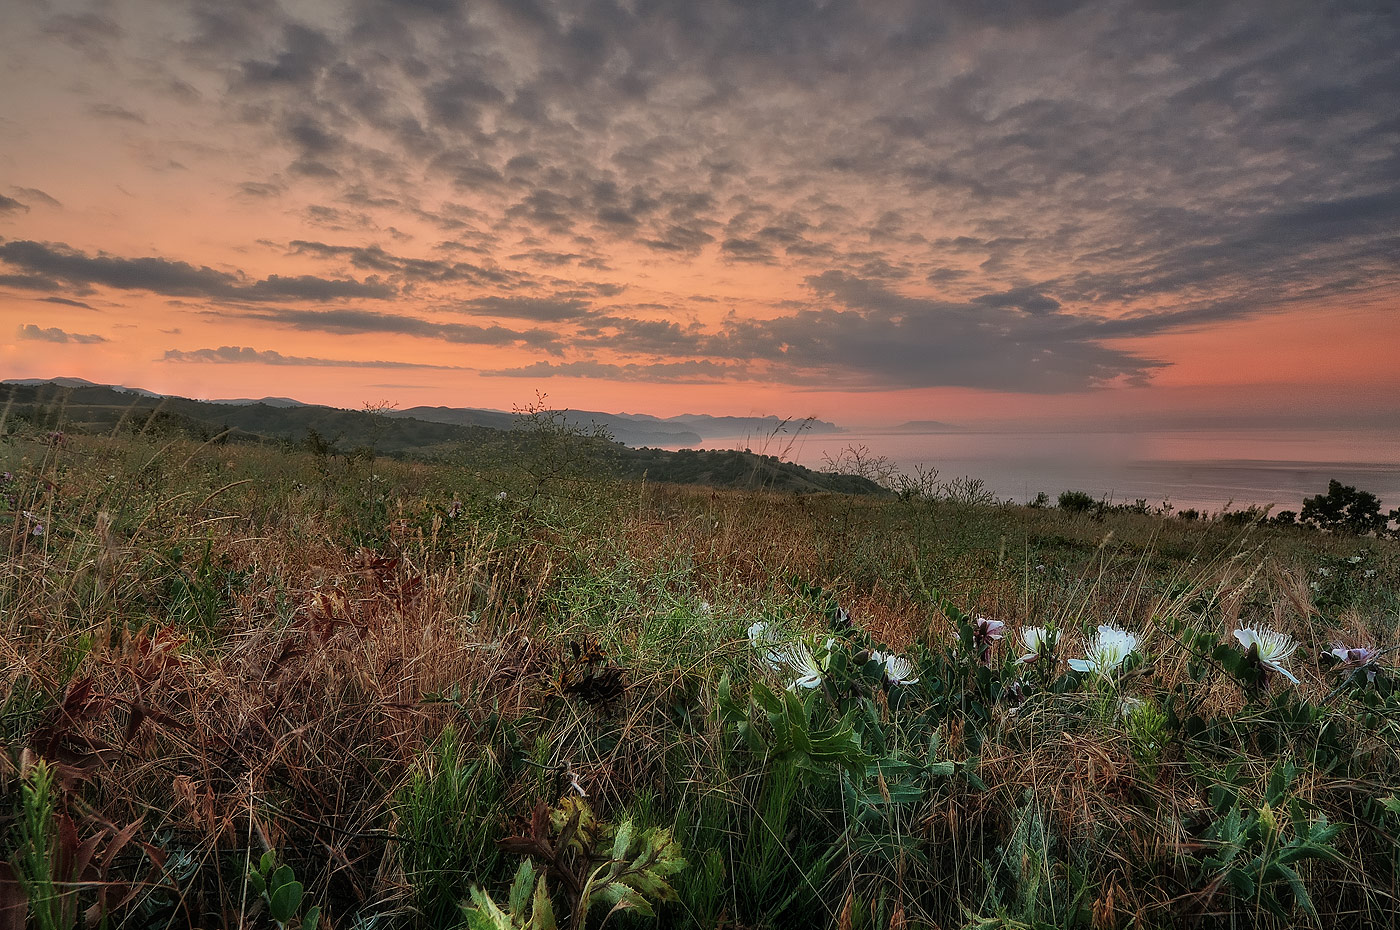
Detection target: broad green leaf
<box><xmin>268</xmin><ymin>880</ymin><xmax>303</xmax><ymax>923</ymax></box>
<box><xmin>464</xmin><ymin>885</ymin><xmax>514</xmax><ymax>930</ymax></box>
<box><xmin>530</xmin><ymin>875</ymin><xmax>556</xmax><ymax>930</ymax></box>
<box><xmin>611</xmin><ymin>818</ymin><xmax>634</xmax><ymax>863</ymax></box>
<box><xmin>271</xmin><ymin>865</ymin><xmax>297</xmax><ymax>890</ymax></box>
<box><xmin>508</xmin><ymin>860</ymin><xmax>536</xmax><ymax>917</ymax></box>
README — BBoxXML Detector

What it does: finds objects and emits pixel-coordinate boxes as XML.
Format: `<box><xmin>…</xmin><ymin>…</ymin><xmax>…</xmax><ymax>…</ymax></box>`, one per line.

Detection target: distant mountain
<box><xmin>394</xmin><ymin>405</ymin><xmax>702</xmax><ymax>446</ymax></box>
<box><xmin>5</xmin><ymin>379</ymin><xmax>845</xmax><ymax>448</ymax></box>
<box><xmin>0</xmin><ymin>380</ymin><xmax>884</xmax><ymax>496</ymax></box>
<box><xmin>392</xmin><ymin>407</ymin><xmax>843</xmax><ymax>447</ymax></box>
<box><xmin>885</xmin><ymin>419</ymin><xmax>964</xmax><ymax>433</ymax></box>
<box><xmin>207</xmin><ymin>397</ymin><xmax>307</xmax><ymax>407</ymax></box>
<box><xmin>666</xmin><ymin>414</ymin><xmax>843</xmax><ymax>438</ymax></box>
<box><xmin>4</xmin><ymin>376</ymin><xmax>163</xmax><ymax>397</ymax></box>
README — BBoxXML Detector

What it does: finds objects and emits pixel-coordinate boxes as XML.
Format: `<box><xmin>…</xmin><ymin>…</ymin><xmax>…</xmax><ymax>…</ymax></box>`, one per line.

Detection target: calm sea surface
<box><xmin>663</xmin><ymin>428</ymin><xmax>1400</xmax><ymax>514</ymax></box>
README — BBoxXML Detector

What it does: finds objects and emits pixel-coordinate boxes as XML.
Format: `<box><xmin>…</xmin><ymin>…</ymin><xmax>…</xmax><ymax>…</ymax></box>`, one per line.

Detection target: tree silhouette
<box><xmin>1300</xmin><ymin>480</ymin><xmax>1386</xmax><ymax>535</ymax></box>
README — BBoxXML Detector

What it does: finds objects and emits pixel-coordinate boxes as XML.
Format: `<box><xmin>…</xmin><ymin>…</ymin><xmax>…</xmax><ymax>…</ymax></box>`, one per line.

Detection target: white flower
<box><xmin>872</xmin><ymin>650</ymin><xmax>919</xmax><ymax>686</ymax></box>
<box><xmin>1318</xmin><ymin>567</ymin><xmax>1331</xmax><ymax>577</ymax></box>
<box><xmin>1018</xmin><ymin>626</ymin><xmax>1056</xmax><ymax>664</ymax></box>
<box><xmin>1233</xmin><ymin>627</ymin><xmax>1300</xmax><ymax>684</ymax></box>
<box><xmin>747</xmin><ymin>621</ymin><xmax>785</xmax><ymax>670</ymax></box>
<box><xmin>778</xmin><ymin>642</ymin><xmax>825</xmax><ymax>690</ymax></box>
<box><xmin>1347</xmin><ymin>555</ymin><xmax>1363</xmax><ymax>564</ymax></box>
<box><xmin>1364</xmin><ymin>569</ymin><xmax>1377</xmax><ymax>579</ymax></box>
<box><xmin>1068</xmin><ymin>625</ymin><xmax>1138</xmax><ymax>676</ymax></box>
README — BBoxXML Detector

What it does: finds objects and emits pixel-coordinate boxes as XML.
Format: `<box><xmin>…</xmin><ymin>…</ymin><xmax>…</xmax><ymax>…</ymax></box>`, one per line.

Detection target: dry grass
<box><xmin>2</xmin><ymin>430</ymin><xmax>1399</xmax><ymax>929</ymax></box>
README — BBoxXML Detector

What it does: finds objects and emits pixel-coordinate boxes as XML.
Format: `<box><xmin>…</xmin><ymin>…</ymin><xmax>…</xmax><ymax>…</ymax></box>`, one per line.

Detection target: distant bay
<box><xmin>660</xmin><ymin>427</ymin><xmax>1400</xmax><ymax>514</ymax></box>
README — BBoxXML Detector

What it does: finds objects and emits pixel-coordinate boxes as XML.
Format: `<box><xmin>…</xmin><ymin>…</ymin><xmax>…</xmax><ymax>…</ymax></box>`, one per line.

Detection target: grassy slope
<box><xmin>0</xmin><ymin>383</ymin><xmax>885</xmax><ymax>495</ymax></box>
<box><xmin>1</xmin><ymin>429</ymin><xmax>1398</xmax><ymax>929</ymax></box>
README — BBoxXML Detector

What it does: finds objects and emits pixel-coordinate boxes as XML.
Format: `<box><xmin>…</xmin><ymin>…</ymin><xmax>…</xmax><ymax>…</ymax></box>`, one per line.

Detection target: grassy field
<box><xmin>2</xmin><ymin>423</ymin><xmax>1398</xmax><ymax>929</ymax></box>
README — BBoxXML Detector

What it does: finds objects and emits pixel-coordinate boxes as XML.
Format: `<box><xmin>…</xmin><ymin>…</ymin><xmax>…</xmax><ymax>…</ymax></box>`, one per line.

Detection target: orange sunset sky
<box><xmin>2</xmin><ymin>0</ymin><xmax>1398</xmax><ymax>429</ymax></box>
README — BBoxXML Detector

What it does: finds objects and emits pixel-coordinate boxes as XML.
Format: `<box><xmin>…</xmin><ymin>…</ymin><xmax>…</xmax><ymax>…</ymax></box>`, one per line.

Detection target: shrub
<box><xmin>1057</xmin><ymin>490</ymin><xmax>1094</xmax><ymax>513</ymax></box>
<box><xmin>1300</xmin><ymin>480</ymin><xmax>1386</xmax><ymax>535</ymax></box>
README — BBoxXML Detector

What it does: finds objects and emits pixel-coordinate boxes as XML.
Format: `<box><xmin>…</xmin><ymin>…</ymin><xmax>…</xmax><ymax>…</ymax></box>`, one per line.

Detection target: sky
<box><xmin>1</xmin><ymin>0</ymin><xmax>1398</xmax><ymax>429</ymax></box>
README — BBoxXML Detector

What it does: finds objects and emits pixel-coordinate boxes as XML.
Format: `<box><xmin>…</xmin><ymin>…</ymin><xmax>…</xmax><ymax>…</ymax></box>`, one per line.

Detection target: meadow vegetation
<box><xmin>2</xmin><ymin>411</ymin><xmax>1399</xmax><ymax>929</ymax></box>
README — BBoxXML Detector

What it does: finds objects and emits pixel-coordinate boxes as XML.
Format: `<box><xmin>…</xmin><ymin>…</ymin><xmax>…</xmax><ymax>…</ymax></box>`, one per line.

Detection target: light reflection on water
<box><xmin>662</xmin><ymin>428</ymin><xmax>1400</xmax><ymax>513</ymax></box>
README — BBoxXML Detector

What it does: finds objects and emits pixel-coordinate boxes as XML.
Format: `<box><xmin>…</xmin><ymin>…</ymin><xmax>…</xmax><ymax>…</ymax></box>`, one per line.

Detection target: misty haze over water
<box><xmin>670</xmin><ymin>428</ymin><xmax>1400</xmax><ymax>514</ymax></box>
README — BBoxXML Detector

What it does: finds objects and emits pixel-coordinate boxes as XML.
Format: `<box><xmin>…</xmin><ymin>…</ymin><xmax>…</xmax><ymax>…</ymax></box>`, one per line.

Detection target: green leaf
<box><xmin>302</xmin><ymin>904</ymin><xmax>320</xmax><ymax>930</ymax></box>
<box><xmin>1224</xmin><ymin>868</ymin><xmax>1255</xmax><ymax>898</ymax></box>
<box><xmin>271</xmin><ymin>865</ymin><xmax>297</xmax><ymax>890</ymax></box>
<box><xmin>611</xmin><ymin>818</ymin><xmax>634</xmax><ymax>863</ymax></box>
<box><xmin>247</xmin><ymin>869</ymin><xmax>266</xmax><ymax>897</ymax></box>
<box><xmin>268</xmin><ymin>879</ymin><xmax>303</xmax><ymax>923</ymax></box>
<box><xmin>593</xmin><ymin>882</ymin><xmax>656</xmax><ymax>919</ymax></box>
<box><xmin>464</xmin><ymin>885</ymin><xmax>514</xmax><ymax>930</ymax></box>
<box><xmin>508</xmin><ymin>860</ymin><xmax>537</xmax><ymax>917</ymax></box>
<box><xmin>259</xmin><ymin>850</ymin><xmax>277</xmax><ymax>876</ymax></box>
<box><xmin>751</xmin><ymin>682</ymin><xmax>783</xmax><ymax>716</ymax></box>
<box><xmin>530</xmin><ymin>875</ymin><xmax>556</xmax><ymax>930</ymax></box>
<box><xmin>1276</xmin><ymin>863</ymin><xmax>1316</xmax><ymax>919</ymax></box>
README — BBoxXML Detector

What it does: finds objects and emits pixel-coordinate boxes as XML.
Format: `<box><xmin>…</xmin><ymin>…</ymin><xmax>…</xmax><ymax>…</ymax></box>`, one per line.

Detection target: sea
<box><xmin>661</xmin><ymin>428</ymin><xmax>1400</xmax><ymax>515</ymax></box>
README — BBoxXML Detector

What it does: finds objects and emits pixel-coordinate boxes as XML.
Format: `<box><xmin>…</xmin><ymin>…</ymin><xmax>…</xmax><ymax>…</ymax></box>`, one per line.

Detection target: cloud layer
<box><xmin>1</xmin><ymin>0</ymin><xmax>1396</xmax><ymax>399</ymax></box>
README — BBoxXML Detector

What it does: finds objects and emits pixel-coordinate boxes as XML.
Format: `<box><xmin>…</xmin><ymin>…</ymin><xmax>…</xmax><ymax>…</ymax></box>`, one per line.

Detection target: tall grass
<box><xmin>1</xmin><ymin>425</ymin><xmax>1398</xmax><ymax>929</ymax></box>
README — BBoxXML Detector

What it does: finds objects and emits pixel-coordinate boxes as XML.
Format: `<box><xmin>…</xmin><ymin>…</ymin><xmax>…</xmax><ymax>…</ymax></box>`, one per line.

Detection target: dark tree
<box><xmin>1300</xmin><ymin>480</ymin><xmax>1386</xmax><ymax>535</ymax></box>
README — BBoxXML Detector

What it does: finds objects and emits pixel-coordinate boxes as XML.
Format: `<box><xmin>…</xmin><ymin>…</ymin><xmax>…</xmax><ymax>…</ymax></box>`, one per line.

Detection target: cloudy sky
<box><xmin>1</xmin><ymin>0</ymin><xmax>1397</xmax><ymax>426</ymax></box>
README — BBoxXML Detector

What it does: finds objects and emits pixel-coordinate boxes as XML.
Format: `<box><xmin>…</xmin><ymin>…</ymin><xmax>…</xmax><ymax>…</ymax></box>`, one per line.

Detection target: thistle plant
<box><xmin>476</xmin><ymin>798</ymin><xmax>686</xmax><ymax>930</ymax></box>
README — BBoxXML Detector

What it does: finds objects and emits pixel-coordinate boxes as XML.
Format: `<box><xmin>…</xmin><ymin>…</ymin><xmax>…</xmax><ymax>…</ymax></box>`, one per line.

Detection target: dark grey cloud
<box><xmin>0</xmin><ymin>240</ymin><xmax>393</xmax><ymax>301</ymax></box>
<box><xmin>161</xmin><ymin>345</ymin><xmax>466</xmax><ymax>369</ymax></box>
<box><xmin>973</xmin><ymin>287</ymin><xmax>1061</xmax><ymax>314</ymax></box>
<box><xmin>18</xmin><ymin>324</ymin><xmax>106</xmax><ymax>344</ymax></box>
<box><xmin>38</xmin><ymin>296</ymin><xmax>95</xmax><ymax>310</ymax></box>
<box><xmin>240</xmin><ymin>23</ymin><xmax>336</xmax><ymax>86</ymax></box>
<box><xmin>11</xmin><ymin>188</ymin><xmax>60</xmax><ymax>208</ymax></box>
<box><xmin>459</xmin><ymin>296</ymin><xmax>589</xmax><ymax>321</ymax></box>
<box><xmin>238</xmin><ymin>181</ymin><xmax>284</xmax><ymax>198</ymax></box>
<box><xmin>88</xmin><ymin>103</ymin><xmax>146</xmax><ymax>123</ymax></box>
<box><xmin>0</xmin><ymin>274</ymin><xmax>66</xmax><ymax>292</ymax></box>
<box><xmin>287</xmin><ymin>239</ymin><xmax>524</xmax><ymax>286</ymax></box>
<box><xmin>484</xmin><ymin>359</ymin><xmax>744</xmax><ymax>383</ymax></box>
<box><xmin>43</xmin><ymin>12</ymin><xmax>121</xmax><ymax>54</ymax></box>
<box><xmin>245</xmin><ymin>274</ymin><xmax>394</xmax><ymax>300</ymax></box>
<box><xmin>0</xmin><ymin>196</ymin><xmax>29</xmax><ymax>214</ymax></box>
<box><xmin>240</xmin><ymin>307</ymin><xmax>562</xmax><ymax>352</ymax></box>
<box><xmin>674</xmin><ymin>271</ymin><xmax>1170</xmax><ymax>392</ymax></box>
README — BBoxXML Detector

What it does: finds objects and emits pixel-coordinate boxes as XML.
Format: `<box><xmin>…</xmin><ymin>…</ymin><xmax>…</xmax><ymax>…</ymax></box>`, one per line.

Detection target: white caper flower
<box><xmin>872</xmin><ymin>650</ymin><xmax>919</xmax><ymax>685</ymax></box>
<box><xmin>1018</xmin><ymin>626</ymin><xmax>1057</xmax><ymax>664</ymax></box>
<box><xmin>1068</xmin><ymin>625</ymin><xmax>1138</xmax><ymax>677</ymax></box>
<box><xmin>747</xmin><ymin>621</ymin><xmax>784</xmax><ymax>670</ymax></box>
<box><xmin>1234</xmin><ymin>627</ymin><xmax>1300</xmax><ymax>684</ymax></box>
<box><xmin>778</xmin><ymin>642</ymin><xmax>825</xmax><ymax>691</ymax></box>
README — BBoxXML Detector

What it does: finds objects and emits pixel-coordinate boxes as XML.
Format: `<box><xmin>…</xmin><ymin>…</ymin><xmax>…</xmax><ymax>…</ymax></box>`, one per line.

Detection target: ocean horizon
<box><xmin>662</xmin><ymin>426</ymin><xmax>1400</xmax><ymax>514</ymax></box>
